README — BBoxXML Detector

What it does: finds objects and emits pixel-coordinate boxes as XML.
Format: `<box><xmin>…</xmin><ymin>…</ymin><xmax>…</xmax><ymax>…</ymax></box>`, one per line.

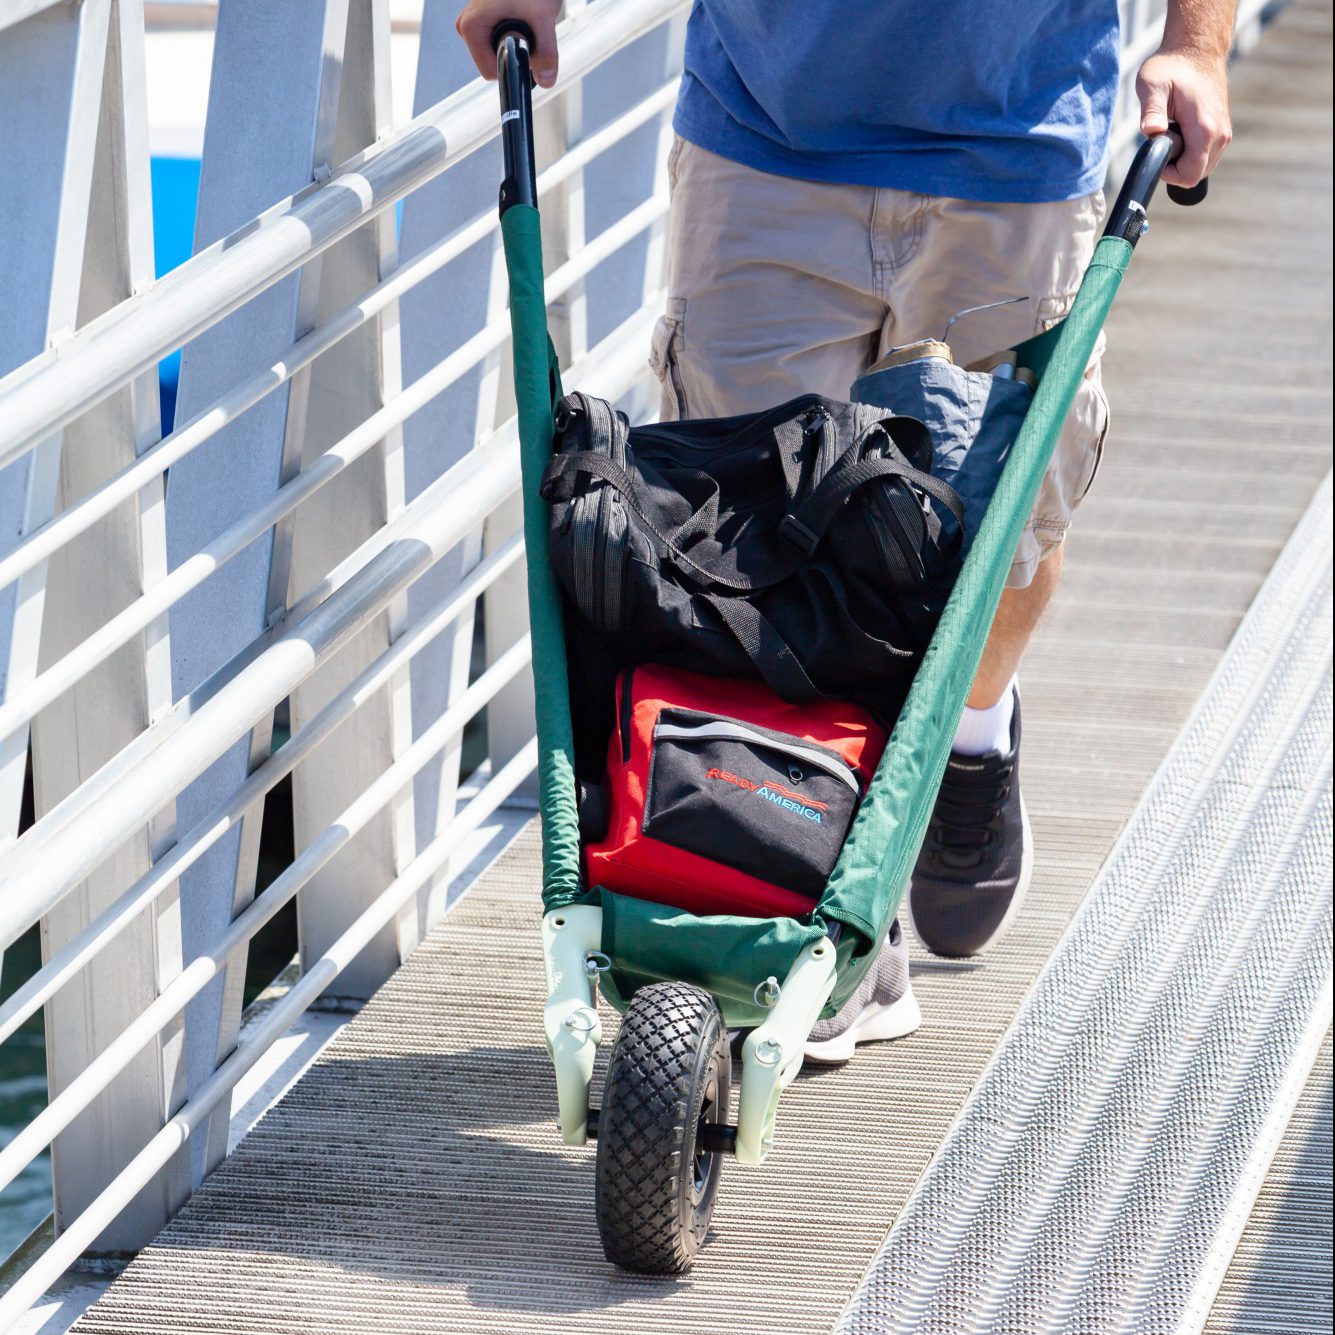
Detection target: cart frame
<box><xmin>493</xmin><ymin>24</ymin><xmax>1200</xmax><ymax>1166</ymax></box>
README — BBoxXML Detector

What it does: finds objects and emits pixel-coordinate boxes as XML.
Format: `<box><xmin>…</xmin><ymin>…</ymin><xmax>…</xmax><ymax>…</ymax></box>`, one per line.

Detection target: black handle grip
<box><xmin>495</xmin><ymin>24</ymin><xmax>538</xmax><ymax>217</ymax></box>
<box><xmin>491</xmin><ymin>18</ymin><xmax>537</xmax><ymax>53</ymax></box>
<box><xmin>1166</xmin><ymin>178</ymin><xmax>1209</xmax><ymax>206</ymax></box>
<box><xmin>1103</xmin><ymin>125</ymin><xmax>1209</xmax><ymax>246</ymax></box>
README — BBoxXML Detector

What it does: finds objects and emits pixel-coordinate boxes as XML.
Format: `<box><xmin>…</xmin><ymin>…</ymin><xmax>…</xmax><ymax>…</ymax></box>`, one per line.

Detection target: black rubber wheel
<box><xmin>594</xmin><ymin>982</ymin><xmax>731</xmax><ymax>1274</ymax></box>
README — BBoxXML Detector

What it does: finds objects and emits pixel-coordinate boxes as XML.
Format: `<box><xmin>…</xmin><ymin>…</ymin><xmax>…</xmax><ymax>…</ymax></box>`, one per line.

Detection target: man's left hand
<box><xmin>1137</xmin><ymin>45</ymin><xmax>1233</xmax><ymax>187</ymax></box>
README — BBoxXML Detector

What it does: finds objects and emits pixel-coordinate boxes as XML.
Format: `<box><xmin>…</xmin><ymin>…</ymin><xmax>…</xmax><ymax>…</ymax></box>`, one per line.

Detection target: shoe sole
<box><xmin>801</xmin><ymin>985</ymin><xmax>923</xmax><ymax>1066</ymax></box>
<box><xmin>907</xmin><ymin>793</ymin><xmax>1035</xmax><ymax>959</ymax></box>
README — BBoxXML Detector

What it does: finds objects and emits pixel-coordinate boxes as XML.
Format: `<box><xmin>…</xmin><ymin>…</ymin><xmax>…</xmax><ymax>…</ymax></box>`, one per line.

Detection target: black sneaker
<box><xmin>908</xmin><ymin>687</ymin><xmax>1032</xmax><ymax>958</ymax></box>
<box><xmin>802</xmin><ymin>920</ymin><xmax>921</xmax><ymax>1065</ymax></box>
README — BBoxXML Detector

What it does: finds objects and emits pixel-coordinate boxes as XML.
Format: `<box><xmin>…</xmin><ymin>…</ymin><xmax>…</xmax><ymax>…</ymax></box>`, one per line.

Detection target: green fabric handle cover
<box><xmin>500</xmin><ymin>205</ymin><xmax>585</xmax><ymax>909</ymax></box>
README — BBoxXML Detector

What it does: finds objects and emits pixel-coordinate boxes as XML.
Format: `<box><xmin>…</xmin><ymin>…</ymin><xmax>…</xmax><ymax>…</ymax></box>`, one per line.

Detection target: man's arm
<box><xmin>457</xmin><ymin>0</ymin><xmax>564</xmax><ymax>88</ymax></box>
<box><xmin>1137</xmin><ymin>0</ymin><xmax>1236</xmax><ymax>186</ymax></box>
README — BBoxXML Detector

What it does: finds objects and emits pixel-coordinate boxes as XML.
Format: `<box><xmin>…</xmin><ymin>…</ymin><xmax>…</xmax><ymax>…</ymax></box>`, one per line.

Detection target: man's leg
<box><xmin>884</xmin><ymin>189</ymin><xmax>1109</xmax><ymax>956</ymax></box>
<box><xmin>655</xmin><ymin>139</ymin><xmax>922</xmax><ymax>1059</ymax></box>
<box><xmin>969</xmin><ymin>546</ymin><xmax>1064</xmax><ymax>709</ymax></box>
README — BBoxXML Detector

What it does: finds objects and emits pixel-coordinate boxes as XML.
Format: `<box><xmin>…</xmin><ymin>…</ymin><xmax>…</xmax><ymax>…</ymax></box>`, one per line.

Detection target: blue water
<box><xmin>147</xmin><ymin>162</ymin><xmax>402</xmax><ymax>433</ymax></box>
<box><xmin>150</xmin><ymin>156</ymin><xmax>202</xmax><ymax>431</ymax></box>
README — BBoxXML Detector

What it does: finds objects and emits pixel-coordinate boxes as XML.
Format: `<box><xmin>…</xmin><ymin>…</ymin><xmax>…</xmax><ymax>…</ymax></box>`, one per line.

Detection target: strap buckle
<box><xmin>778</xmin><ymin>513</ymin><xmax>820</xmax><ymax>556</ymax></box>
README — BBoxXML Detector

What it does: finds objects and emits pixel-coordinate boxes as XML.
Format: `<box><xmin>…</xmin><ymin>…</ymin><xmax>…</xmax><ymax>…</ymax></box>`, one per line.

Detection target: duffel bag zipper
<box><xmin>598</xmin><ymin>490</ymin><xmax>625</xmax><ymax>631</ymax></box>
<box><xmin>652</xmin><ymin>719</ymin><xmax>860</xmax><ymax>796</ymax></box>
<box><xmin>592</xmin><ymin>483</ymin><xmax>609</xmax><ymax>625</ymax></box>
<box><xmin>571</xmin><ymin>492</ymin><xmax>598</xmax><ymax>621</ymax></box>
<box><xmin>632</xmin><ymin>394</ymin><xmax>827</xmax><ymax>451</ymax></box>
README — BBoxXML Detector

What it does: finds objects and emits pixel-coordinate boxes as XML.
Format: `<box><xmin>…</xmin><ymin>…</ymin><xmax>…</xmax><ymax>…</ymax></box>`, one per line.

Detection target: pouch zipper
<box><xmin>592</xmin><ymin>483</ymin><xmax>609</xmax><ymax>623</ymax></box>
<box><xmin>652</xmin><ymin>718</ymin><xmax>860</xmax><ymax>796</ymax></box>
<box><xmin>600</xmin><ymin>491</ymin><xmax>624</xmax><ymax>630</ymax></box>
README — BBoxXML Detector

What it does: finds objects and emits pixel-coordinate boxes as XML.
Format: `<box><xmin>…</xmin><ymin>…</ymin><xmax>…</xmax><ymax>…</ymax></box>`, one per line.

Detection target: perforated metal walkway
<box><xmin>71</xmin><ymin>3</ymin><xmax>1332</xmax><ymax>1332</ymax></box>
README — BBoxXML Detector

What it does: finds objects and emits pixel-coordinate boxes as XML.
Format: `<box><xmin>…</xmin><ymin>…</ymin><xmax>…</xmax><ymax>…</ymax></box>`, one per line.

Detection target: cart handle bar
<box><xmin>494</xmin><ymin>22</ymin><xmax>539</xmax><ymax>216</ymax></box>
<box><xmin>1105</xmin><ymin>126</ymin><xmax>1209</xmax><ymax>247</ymax></box>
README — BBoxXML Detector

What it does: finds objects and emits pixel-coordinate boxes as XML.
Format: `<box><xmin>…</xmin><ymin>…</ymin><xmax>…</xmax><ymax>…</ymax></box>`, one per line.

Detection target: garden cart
<box><xmin>490</xmin><ymin>20</ymin><xmax>1206</xmax><ymax>1274</ymax></box>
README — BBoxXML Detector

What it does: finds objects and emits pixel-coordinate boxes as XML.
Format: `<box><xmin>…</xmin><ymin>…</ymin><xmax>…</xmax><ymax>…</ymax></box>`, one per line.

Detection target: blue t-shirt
<box><xmin>674</xmin><ymin>1</ymin><xmax>1120</xmax><ymax>203</ymax></box>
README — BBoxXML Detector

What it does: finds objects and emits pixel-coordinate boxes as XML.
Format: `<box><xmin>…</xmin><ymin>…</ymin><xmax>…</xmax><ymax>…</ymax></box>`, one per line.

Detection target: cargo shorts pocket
<box><xmin>1035</xmin><ymin>292</ymin><xmax>1111</xmax><ymax>512</ymax></box>
<box><xmin>648</xmin><ymin>296</ymin><xmax>689</xmax><ymax>419</ymax></box>
<box><xmin>1075</xmin><ymin>369</ymin><xmax>1111</xmax><ymax>506</ymax></box>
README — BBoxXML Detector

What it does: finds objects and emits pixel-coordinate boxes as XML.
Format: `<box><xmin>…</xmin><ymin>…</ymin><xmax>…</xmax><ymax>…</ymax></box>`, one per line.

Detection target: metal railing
<box><xmin>0</xmin><ymin>0</ymin><xmax>1274</xmax><ymax>1324</ymax></box>
<box><xmin>0</xmin><ymin>0</ymin><xmax>684</xmax><ymax>1321</ymax></box>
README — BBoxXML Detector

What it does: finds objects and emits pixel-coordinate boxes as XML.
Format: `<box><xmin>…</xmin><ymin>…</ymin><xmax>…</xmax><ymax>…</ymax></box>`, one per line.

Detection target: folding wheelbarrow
<box><xmin>490</xmin><ymin>19</ymin><xmax>1206</xmax><ymax>1274</ymax></box>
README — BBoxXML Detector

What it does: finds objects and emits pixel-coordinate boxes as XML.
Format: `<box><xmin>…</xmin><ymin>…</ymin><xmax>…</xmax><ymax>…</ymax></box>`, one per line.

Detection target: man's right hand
<box><xmin>456</xmin><ymin>0</ymin><xmax>563</xmax><ymax>88</ymax></box>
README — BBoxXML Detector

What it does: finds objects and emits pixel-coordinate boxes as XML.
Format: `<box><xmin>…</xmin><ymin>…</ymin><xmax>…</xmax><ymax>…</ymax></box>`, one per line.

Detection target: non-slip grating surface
<box><xmin>72</xmin><ymin>4</ymin><xmax>1332</xmax><ymax>1333</ymax></box>
<box><xmin>838</xmin><ymin>476</ymin><xmax>1333</xmax><ymax>1335</ymax></box>
<box><xmin>1203</xmin><ymin>1035</ymin><xmax>1333</xmax><ymax>1335</ymax></box>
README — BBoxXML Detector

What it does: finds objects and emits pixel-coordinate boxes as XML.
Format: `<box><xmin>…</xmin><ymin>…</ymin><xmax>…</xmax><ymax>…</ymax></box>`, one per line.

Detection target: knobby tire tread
<box><xmin>595</xmin><ymin>982</ymin><xmax>728</xmax><ymax>1274</ymax></box>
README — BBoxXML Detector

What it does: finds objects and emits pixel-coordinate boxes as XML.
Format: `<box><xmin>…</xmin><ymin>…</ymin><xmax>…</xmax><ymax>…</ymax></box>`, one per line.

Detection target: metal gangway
<box><xmin>0</xmin><ymin>0</ymin><xmax>1330</xmax><ymax>1331</ymax></box>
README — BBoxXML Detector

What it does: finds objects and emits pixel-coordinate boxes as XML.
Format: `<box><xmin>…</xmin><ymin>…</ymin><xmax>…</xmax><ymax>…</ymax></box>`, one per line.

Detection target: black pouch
<box><xmin>642</xmin><ymin>707</ymin><xmax>862</xmax><ymax>898</ymax></box>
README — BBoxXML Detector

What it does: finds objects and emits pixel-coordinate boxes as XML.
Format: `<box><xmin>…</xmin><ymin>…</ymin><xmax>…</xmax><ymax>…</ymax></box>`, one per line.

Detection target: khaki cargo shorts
<box><xmin>651</xmin><ymin>136</ymin><xmax>1110</xmax><ymax>589</ymax></box>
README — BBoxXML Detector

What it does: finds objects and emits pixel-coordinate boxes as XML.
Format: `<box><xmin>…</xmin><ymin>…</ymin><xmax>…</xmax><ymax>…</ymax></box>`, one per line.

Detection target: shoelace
<box><xmin>925</xmin><ymin>756</ymin><xmax>1015</xmax><ymax>871</ymax></box>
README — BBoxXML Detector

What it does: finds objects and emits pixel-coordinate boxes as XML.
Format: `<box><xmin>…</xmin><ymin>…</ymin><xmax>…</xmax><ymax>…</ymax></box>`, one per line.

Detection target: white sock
<box><xmin>953</xmin><ymin>679</ymin><xmax>1017</xmax><ymax>757</ymax></box>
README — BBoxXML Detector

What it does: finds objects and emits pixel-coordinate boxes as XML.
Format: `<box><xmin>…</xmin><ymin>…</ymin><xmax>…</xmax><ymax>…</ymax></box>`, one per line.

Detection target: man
<box><xmin>458</xmin><ymin>0</ymin><xmax>1234</xmax><ymax>1057</ymax></box>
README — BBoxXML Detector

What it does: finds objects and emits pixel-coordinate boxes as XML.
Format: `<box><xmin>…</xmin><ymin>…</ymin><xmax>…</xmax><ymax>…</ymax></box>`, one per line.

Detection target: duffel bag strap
<box><xmin>777</xmin><ymin>438</ymin><xmax>966</xmax><ymax>558</ymax></box>
<box><xmin>701</xmin><ymin>594</ymin><xmax>825</xmax><ymax>701</ymax></box>
<box><xmin>542</xmin><ymin>413</ymin><xmax>965</xmax><ymax>586</ymax></box>
<box><xmin>541</xmin><ymin>448</ymin><xmax>788</xmax><ymax>593</ymax></box>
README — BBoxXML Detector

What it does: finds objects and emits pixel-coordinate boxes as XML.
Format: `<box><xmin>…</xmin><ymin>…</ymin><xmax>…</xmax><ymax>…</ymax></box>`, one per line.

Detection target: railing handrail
<box><xmin>0</xmin><ymin>287</ymin><xmax>659</xmax><ymax>945</ymax></box>
<box><xmin>0</xmin><ymin>0</ymin><xmax>688</xmax><ymax>473</ymax></box>
<box><xmin>0</xmin><ymin>291</ymin><xmax>662</xmax><ymax>1207</ymax></box>
<box><xmin>0</xmin><ymin>77</ymin><xmax>677</xmax><ymax>598</ymax></box>
<box><xmin>0</xmin><ymin>535</ymin><xmax>526</xmax><ymax>1048</ymax></box>
<box><xmin>0</xmin><ymin>186</ymin><xmax>668</xmax><ymax>754</ymax></box>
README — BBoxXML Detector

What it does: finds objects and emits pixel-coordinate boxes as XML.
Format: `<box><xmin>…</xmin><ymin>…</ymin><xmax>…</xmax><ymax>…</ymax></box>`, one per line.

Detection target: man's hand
<box><xmin>1137</xmin><ymin>0</ymin><xmax>1234</xmax><ymax>187</ymax></box>
<box><xmin>456</xmin><ymin>0</ymin><xmax>562</xmax><ymax>88</ymax></box>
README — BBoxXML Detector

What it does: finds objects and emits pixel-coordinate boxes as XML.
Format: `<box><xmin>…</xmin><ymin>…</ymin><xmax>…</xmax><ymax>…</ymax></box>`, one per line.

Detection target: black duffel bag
<box><xmin>539</xmin><ymin>391</ymin><xmax>964</xmax><ymax>719</ymax></box>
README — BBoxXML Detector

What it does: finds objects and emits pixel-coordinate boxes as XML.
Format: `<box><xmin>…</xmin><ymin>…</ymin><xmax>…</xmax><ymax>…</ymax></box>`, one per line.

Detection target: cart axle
<box><xmin>584</xmin><ymin>1108</ymin><xmax>740</xmax><ymax>1157</ymax></box>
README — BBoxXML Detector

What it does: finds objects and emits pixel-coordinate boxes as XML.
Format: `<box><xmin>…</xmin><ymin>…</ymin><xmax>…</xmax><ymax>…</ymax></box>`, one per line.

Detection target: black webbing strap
<box><xmin>778</xmin><ymin>428</ymin><xmax>966</xmax><ymax>557</ymax></box>
<box><xmin>543</xmin><ymin>442</ymin><xmax>961</xmax><ymax>588</ymax></box>
<box><xmin>701</xmin><ymin>594</ymin><xmax>824</xmax><ymax>701</ymax></box>
<box><xmin>542</xmin><ymin>447</ymin><xmax>766</xmax><ymax>590</ymax></box>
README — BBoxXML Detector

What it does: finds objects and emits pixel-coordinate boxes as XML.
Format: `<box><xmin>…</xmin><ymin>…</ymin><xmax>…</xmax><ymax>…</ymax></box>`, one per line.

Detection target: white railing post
<box><xmin>396</xmin><ymin>1</ymin><xmax>504</xmax><ymax>926</ymax></box>
<box><xmin>163</xmin><ymin>0</ymin><xmax>364</xmax><ymax>1179</ymax></box>
<box><xmin>0</xmin><ymin>0</ymin><xmax>112</xmax><ymax>847</ymax></box>
<box><xmin>0</xmin><ymin>0</ymin><xmax>188</xmax><ymax>1251</ymax></box>
<box><xmin>287</xmin><ymin>0</ymin><xmax>419</xmax><ymax>998</ymax></box>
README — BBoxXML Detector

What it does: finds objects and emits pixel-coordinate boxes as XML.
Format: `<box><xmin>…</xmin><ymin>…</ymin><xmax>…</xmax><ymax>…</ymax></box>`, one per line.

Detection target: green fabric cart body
<box><xmin>504</xmin><ymin>201</ymin><xmax>1133</xmax><ymax>1029</ymax></box>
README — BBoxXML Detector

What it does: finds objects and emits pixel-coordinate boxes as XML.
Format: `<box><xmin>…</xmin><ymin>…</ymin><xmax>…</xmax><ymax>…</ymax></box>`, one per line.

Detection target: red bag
<box><xmin>583</xmin><ymin>664</ymin><xmax>888</xmax><ymax>919</ymax></box>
